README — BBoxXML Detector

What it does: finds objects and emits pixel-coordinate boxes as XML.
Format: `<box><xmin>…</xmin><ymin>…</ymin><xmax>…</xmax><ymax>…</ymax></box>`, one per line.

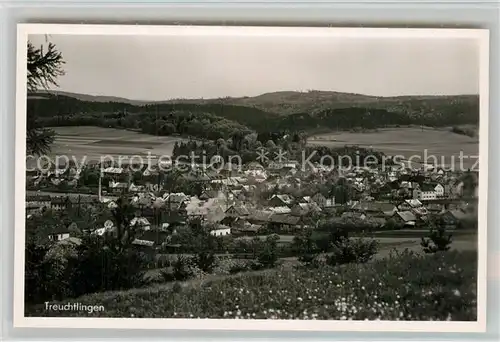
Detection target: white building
<box><xmin>48</xmin><ymin>232</ymin><xmax>70</xmax><ymax>242</ymax></box>
<box><xmin>434</xmin><ymin>184</ymin><xmax>445</xmax><ymax>197</ymax></box>
<box><xmin>210</xmin><ymin>227</ymin><xmax>231</xmax><ymax>237</ymax></box>
<box><xmin>413</xmin><ymin>187</ymin><xmax>437</xmax><ymax>201</ymax></box>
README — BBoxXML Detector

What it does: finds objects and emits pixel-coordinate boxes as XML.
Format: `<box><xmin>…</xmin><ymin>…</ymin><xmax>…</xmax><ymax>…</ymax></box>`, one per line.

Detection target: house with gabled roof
<box><xmin>237</xmin><ymin>223</ymin><xmax>263</xmax><ymax>235</ymax></box>
<box><xmin>351</xmin><ymin>201</ymin><xmax>397</xmax><ymax>218</ymax></box>
<box><xmin>290</xmin><ymin>202</ymin><xmax>322</xmax><ymax>217</ymax></box>
<box><xmin>268</xmin><ymin>194</ymin><xmax>294</xmax><ymax>207</ymax></box>
<box><xmin>268</xmin><ymin>214</ymin><xmax>300</xmax><ymax>231</ymax></box>
<box><xmin>395</xmin><ymin>211</ymin><xmax>417</xmax><ymax>226</ymax></box>
<box><xmin>163</xmin><ymin>192</ymin><xmax>189</xmax><ymax>208</ymax></box>
<box><xmin>199</xmin><ymin>190</ymin><xmax>227</xmax><ymax>201</ymax></box>
<box><xmin>47</xmin><ymin>225</ymin><xmax>71</xmax><ymax>242</ymax></box>
<box><xmin>433</xmin><ymin>183</ymin><xmax>445</xmax><ymax>197</ymax></box>
<box><xmin>300</xmin><ymin>196</ymin><xmax>312</xmax><ymax>204</ymax></box>
<box><xmin>398</xmin><ymin>199</ymin><xmax>422</xmax><ymax>211</ymax></box>
<box><xmin>341</xmin><ymin>211</ymin><xmax>366</xmax><ymax>221</ymax></box>
<box><xmin>440</xmin><ymin>209</ymin><xmax>469</xmax><ymax>225</ymax></box>
<box><xmin>220</xmin><ymin>215</ymin><xmax>241</xmax><ymax>227</ymax></box>
<box><xmin>246</xmin><ymin>210</ymin><xmax>274</xmax><ymax>225</ymax></box>
<box><xmin>225</xmin><ymin>204</ymin><xmax>250</xmax><ymax>217</ymax></box>
<box><xmin>413</xmin><ymin>183</ymin><xmax>437</xmax><ymax>201</ymax></box>
<box><xmin>269</xmin><ymin>206</ymin><xmax>292</xmax><ymax>214</ymax></box>
<box><xmin>426</xmin><ymin>203</ymin><xmax>444</xmax><ymax>214</ymax></box>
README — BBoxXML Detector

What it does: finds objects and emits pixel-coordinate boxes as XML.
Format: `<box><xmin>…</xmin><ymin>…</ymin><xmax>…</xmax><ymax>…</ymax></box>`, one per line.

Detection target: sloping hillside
<box><xmin>29</xmin><ymin>90</ymin><xmax>479</xmax><ymax>135</ymax></box>
<box><xmin>32</xmin><ymin>90</ymin><xmax>150</xmax><ymax>105</ymax></box>
<box><xmin>33</xmin><ymin>89</ymin><xmax>479</xmax><ymax>116</ymax></box>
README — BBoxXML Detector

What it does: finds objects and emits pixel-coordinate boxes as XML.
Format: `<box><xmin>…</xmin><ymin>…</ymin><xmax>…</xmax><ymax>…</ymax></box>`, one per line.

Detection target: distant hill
<box><xmin>33</xmin><ymin>89</ymin><xmax>479</xmax><ymax>116</ymax></box>
<box><xmin>32</xmin><ymin>90</ymin><xmax>151</xmax><ymax>106</ymax></box>
<box><xmin>29</xmin><ymin>90</ymin><xmax>479</xmax><ymax>135</ymax></box>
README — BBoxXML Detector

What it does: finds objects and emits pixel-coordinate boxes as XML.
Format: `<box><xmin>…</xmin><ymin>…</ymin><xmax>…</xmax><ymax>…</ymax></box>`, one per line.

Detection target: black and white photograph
<box><xmin>14</xmin><ymin>24</ymin><xmax>488</xmax><ymax>331</ymax></box>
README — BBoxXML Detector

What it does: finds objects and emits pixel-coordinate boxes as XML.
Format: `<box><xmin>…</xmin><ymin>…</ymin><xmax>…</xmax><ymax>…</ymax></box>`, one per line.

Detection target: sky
<box><xmin>29</xmin><ymin>33</ymin><xmax>480</xmax><ymax>101</ymax></box>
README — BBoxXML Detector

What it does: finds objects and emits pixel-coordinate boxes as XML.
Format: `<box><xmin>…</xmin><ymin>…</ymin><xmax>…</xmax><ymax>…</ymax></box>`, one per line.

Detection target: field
<box><xmin>307</xmin><ymin>127</ymin><xmax>479</xmax><ymax>169</ymax></box>
<box><xmin>28</xmin><ymin>126</ymin><xmax>480</xmax><ymax>171</ymax></box>
<box><xmin>40</xmin><ymin>126</ymin><xmax>184</xmax><ymax>166</ymax></box>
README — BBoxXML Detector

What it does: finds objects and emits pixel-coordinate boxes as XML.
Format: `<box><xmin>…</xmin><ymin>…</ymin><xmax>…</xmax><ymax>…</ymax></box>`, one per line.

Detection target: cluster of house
<box><xmin>25</xmin><ymin>194</ymin><xmax>96</xmax><ymax>217</ymax></box>
<box><xmin>342</xmin><ymin>198</ymin><xmax>471</xmax><ymax>228</ymax></box>
<box><xmin>26</xmin><ymin>159</ymin><xmax>477</xmax><ymax>246</ymax></box>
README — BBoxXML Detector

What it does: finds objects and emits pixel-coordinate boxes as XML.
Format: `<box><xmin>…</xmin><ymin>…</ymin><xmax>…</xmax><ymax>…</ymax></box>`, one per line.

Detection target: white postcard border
<box><xmin>13</xmin><ymin>23</ymin><xmax>490</xmax><ymax>332</ymax></box>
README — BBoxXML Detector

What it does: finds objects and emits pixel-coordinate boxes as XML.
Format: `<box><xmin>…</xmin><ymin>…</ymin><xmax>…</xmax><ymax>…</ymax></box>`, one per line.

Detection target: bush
<box><xmin>25</xmin><ymin>242</ymin><xmax>72</xmax><ymax>304</ymax></box>
<box><xmin>212</xmin><ymin>257</ymin><xmax>250</xmax><ymax>275</ymax></box>
<box><xmin>25</xmin><ymin>234</ymin><xmax>149</xmax><ymax>304</ymax></box>
<box><xmin>191</xmin><ymin>251</ymin><xmax>217</xmax><ymax>273</ymax></box>
<box><xmin>421</xmin><ymin>225</ymin><xmax>453</xmax><ymax>253</ymax></box>
<box><xmin>292</xmin><ymin>229</ymin><xmax>320</xmax><ymax>266</ymax></box>
<box><xmin>161</xmin><ymin>256</ymin><xmax>208</xmax><ymax>282</ymax></box>
<box><xmin>68</xmin><ymin>236</ymin><xmax>148</xmax><ymax>297</ymax></box>
<box><xmin>171</xmin><ymin>256</ymin><xmax>195</xmax><ymax>281</ymax></box>
<box><xmin>160</xmin><ymin>268</ymin><xmax>176</xmax><ymax>282</ymax></box>
<box><xmin>257</xmin><ymin>234</ymin><xmax>280</xmax><ymax>268</ymax></box>
<box><xmin>326</xmin><ymin>237</ymin><xmax>379</xmax><ymax>266</ymax></box>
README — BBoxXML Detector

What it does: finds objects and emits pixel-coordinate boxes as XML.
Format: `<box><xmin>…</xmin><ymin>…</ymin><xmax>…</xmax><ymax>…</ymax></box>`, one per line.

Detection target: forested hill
<box><xmin>29</xmin><ymin>90</ymin><xmax>479</xmax><ymax>138</ymax></box>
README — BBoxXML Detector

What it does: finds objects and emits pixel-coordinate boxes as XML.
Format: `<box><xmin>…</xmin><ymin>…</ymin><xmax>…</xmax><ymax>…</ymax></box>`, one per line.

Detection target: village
<box><xmin>25</xmin><ymin>154</ymin><xmax>478</xmax><ymax>250</ymax></box>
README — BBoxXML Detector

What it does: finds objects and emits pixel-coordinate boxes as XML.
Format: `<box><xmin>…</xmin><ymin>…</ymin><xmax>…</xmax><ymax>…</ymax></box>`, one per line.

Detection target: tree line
<box><xmin>30</xmin><ymin>93</ymin><xmax>479</xmax><ymax>141</ymax></box>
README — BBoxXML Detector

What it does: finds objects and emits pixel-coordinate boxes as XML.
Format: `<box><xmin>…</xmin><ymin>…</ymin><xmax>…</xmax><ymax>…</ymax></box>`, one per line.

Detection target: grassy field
<box><xmin>27</xmin><ymin>250</ymin><xmax>477</xmax><ymax>320</ymax></box>
<box><xmin>43</xmin><ymin>126</ymin><xmax>184</xmax><ymax>165</ymax></box>
<box><xmin>307</xmin><ymin>127</ymin><xmax>479</xmax><ymax>169</ymax></box>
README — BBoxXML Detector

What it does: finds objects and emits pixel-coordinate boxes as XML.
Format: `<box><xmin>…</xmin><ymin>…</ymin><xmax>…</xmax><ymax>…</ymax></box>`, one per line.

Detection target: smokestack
<box><xmin>98</xmin><ymin>169</ymin><xmax>103</xmax><ymax>202</ymax></box>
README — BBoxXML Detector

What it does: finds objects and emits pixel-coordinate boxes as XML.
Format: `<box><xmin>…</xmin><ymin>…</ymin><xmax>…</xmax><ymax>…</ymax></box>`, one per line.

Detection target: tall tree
<box><xmin>26</xmin><ymin>41</ymin><xmax>65</xmax><ymax>155</ymax></box>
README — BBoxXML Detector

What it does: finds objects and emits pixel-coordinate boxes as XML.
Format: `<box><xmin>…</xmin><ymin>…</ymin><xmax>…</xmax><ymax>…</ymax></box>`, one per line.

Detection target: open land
<box><xmin>308</xmin><ymin>127</ymin><xmax>479</xmax><ymax>169</ymax></box>
<box><xmin>46</xmin><ymin>126</ymin><xmax>184</xmax><ymax>164</ymax></box>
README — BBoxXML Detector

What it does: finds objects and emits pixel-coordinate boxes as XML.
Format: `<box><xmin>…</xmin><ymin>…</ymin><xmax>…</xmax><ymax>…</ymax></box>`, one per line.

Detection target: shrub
<box><xmin>213</xmin><ymin>257</ymin><xmax>250</xmax><ymax>275</ymax></box>
<box><xmin>68</xmin><ymin>236</ymin><xmax>148</xmax><ymax>297</ymax></box>
<box><xmin>160</xmin><ymin>268</ymin><xmax>176</xmax><ymax>282</ymax></box>
<box><xmin>161</xmin><ymin>256</ymin><xmax>208</xmax><ymax>282</ymax></box>
<box><xmin>257</xmin><ymin>234</ymin><xmax>280</xmax><ymax>268</ymax></box>
<box><xmin>25</xmin><ymin>233</ymin><xmax>149</xmax><ymax>304</ymax></box>
<box><xmin>191</xmin><ymin>251</ymin><xmax>217</xmax><ymax>273</ymax></box>
<box><xmin>24</xmin><ymin>242</ymin><xmax>72</xmax><ymax>304</ymax></box>
<box><xmin>326</xmin><ymin>237</ymin><xmax>379</xmax><ymax>266</ymax></box>
<box><xmin>421</xmin><ymin>225</ymin><xmax>453</xmax><ymax>253</ymax></box>
<box><xmin>292</xmin><ymin>229</ymin><xmax>320</xmax><ymax>265</ymax></box>
<box><xmin>171</xmin><ymin>256</ymin><xmax>195</xmax><ymax>281</ymax></box>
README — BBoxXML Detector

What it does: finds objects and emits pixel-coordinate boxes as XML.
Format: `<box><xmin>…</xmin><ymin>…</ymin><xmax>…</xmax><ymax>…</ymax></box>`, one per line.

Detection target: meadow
<box><xmin>27</xmin><ymin>250</ymin><xmax>477</xmax><ymax>321</ymax></box>
<box><xmin>31</xmin><ymin>126</ymin><xmax>480</xmax><ymax>171</ymax></box>
<box><xmin>307</xmin><ymin>127</ymin><xmax>479</xmax><ymax>169</ymax></box>
<box><xmin>37</xmin><ymin>126</ymin><xmax>184</xmax><ymax>166</ymax></box>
